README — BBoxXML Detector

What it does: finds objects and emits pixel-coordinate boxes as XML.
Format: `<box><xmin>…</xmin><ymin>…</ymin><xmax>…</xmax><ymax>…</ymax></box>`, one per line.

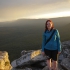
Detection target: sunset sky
<box><xmin>0</xmin><ymin>0</ymin><xmax>70</xmax><ymax>22</ymax></box>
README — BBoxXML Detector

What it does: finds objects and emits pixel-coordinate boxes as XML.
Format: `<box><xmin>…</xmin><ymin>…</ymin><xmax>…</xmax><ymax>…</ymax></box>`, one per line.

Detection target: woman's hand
<box><xmin>58</xmin><ymin>51</ymin><xmax>61</xmax><ymax>54</ymax></box>
<box><xmin>42</xmin><ymin>52</ymin><xmax>45</xmax><ymax>56</ymax></box>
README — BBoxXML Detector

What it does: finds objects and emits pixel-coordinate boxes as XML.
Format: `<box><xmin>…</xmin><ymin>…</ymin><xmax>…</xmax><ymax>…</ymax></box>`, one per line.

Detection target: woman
<box><xmin>41</xmin><ymin>20</ymin><xmax>61</xmax><ymax>70</ymax></box>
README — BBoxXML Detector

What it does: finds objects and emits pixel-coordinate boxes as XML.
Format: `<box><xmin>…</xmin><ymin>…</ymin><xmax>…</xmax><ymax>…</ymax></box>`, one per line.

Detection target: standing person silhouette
<box><xmin>41</xmin><ymin>20</ymin><xmax>61</xmax><ymax>70</ymax></box>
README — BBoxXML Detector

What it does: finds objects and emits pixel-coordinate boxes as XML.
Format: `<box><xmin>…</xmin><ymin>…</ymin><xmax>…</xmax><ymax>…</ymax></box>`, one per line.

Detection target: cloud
<box><xmin>0</xmin><ymin>0</ymin><xmax>70</xmax><ymax>21</ymax></box>
<box><xmin>0</xmin><ymin>0</ymin><xmax>68</xmax><ymax>8</ymax></box>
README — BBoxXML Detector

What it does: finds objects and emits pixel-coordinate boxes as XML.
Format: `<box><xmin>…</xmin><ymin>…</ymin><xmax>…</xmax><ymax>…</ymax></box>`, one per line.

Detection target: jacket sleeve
<box><xmin>56</xmin><ymin>30</ymin><xmax>61</xmax><ymax>52</ymax></box>
<box><xmin>41</xmin><ymin>33</ymin><xmax>46</xmax><ymax>52</ymax></box>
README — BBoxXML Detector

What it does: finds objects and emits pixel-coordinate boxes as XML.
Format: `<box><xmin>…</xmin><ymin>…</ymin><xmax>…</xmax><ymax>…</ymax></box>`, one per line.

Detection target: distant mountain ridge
<box><xmin>0</xmin><ymin>16</ymin><xmax>70</xmax><ymax>27</ymax></box>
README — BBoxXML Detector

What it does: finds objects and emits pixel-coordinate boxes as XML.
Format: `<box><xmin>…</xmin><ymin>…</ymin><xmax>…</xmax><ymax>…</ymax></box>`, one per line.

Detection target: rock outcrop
<box><xmin>11</xmin><ymin>50</ymin><xmax>48</xmax><ymax>68</ymax></box>
<box><xmin>11</xmin><ymin>40</ymin><xmax>70</xmax><ymax>70</ymax></box>
<box><xmin>59</xmin><ymin>41</ymin><xmax>70</xmax><ymax>70</ymax></box>
<box><xmin>0</xmin><ymin>51</ymin><xmax>12</xmax><ymax>70</ymax></box>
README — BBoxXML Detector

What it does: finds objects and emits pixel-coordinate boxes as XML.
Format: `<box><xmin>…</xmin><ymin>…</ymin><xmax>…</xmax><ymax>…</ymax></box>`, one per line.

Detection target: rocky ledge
<box><xmin>11</xmin><ymin>40</ymin><xmax>70</xmax><ymax>70</ymax></box>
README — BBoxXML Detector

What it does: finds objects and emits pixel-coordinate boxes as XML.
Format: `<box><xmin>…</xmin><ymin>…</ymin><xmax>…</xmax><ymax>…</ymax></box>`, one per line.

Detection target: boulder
<box><xmin>11</xmin><ymin>49</ymin><xmax>48</xmax><ymax>68</ymax></box>
<box><xmin>60</xmin><ymin>58</ymin><xmax>70</xmax><ymax>70</ymax></box>
<box><xmin>0</xmin><ymin>51</ymin><xmax>12</xmax><ymax>70</ymax></box>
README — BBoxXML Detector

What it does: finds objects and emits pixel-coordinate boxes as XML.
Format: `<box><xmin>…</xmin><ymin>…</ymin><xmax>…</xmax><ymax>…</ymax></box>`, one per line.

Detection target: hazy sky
<box><xmin>0</xmin><ymin>0</ymin><xmax>70</xmax><ymax>22</ymax></box>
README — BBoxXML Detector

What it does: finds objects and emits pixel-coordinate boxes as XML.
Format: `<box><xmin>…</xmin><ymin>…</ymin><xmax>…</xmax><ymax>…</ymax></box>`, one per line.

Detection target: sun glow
<box><xmin>0</xmin><ymin>11</ymin><xmax>70</xmax><ymax>22</ymax></box>
<box><xmin>24</xmin><ymin>11</ymin><xmax>70</xmax><ymax>19</ymax></box>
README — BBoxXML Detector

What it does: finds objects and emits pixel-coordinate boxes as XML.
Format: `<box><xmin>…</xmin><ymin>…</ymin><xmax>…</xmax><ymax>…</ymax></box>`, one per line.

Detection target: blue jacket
<box><xmin>42</xmin><ymin>29</ymin><xmax>61</xmax><ymax>52</ymax></box>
